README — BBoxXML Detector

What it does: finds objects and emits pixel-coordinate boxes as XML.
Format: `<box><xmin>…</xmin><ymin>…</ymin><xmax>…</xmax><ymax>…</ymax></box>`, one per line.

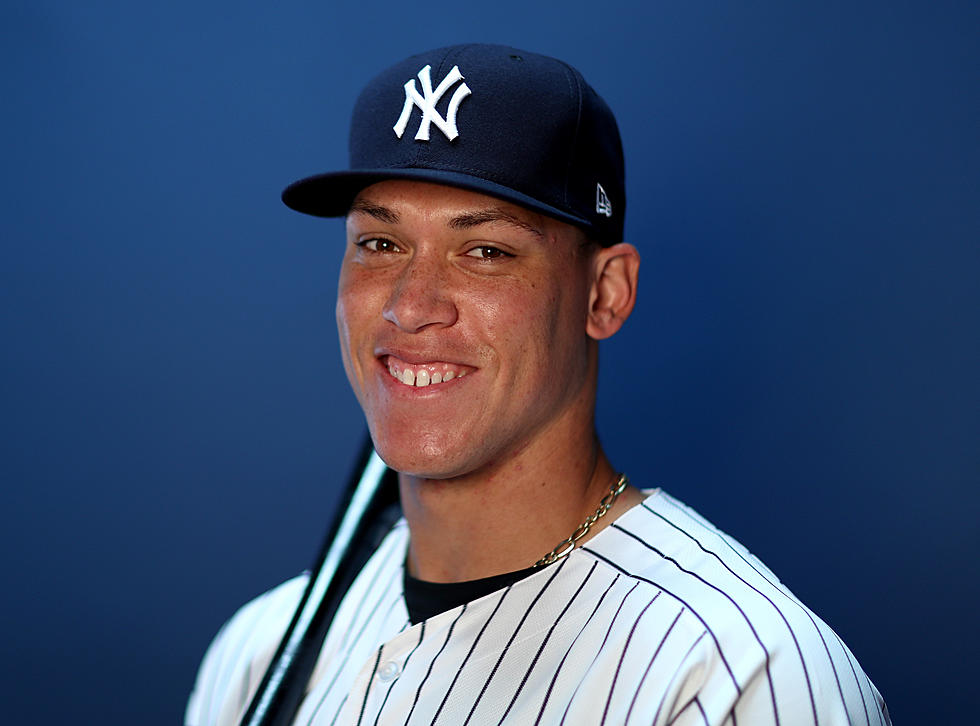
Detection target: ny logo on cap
<box><xmin>393</xmin><ymin>64</ymin><xmax>472</xmax><ymax>142</ymax></box>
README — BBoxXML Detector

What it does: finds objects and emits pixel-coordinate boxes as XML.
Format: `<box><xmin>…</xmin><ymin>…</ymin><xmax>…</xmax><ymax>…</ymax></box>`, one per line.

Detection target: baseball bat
<box><xmin>238</xmin><ymin>435</ymin><xmax>400</xmax><ymax>726</ymax></box>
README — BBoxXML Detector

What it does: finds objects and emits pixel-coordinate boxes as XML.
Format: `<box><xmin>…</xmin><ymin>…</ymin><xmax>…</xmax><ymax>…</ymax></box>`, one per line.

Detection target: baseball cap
<box><xmin>282</xmin><ymin>43</ymin><xmax>626</xmax><ymax>244</ymax></box>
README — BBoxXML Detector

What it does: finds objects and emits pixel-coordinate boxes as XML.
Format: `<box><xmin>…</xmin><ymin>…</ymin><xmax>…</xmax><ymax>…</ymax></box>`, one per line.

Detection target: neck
<box><xmin>399</xmin><ymin>426</ymin><xmax>643</xmax><ymax>582</ymax></box>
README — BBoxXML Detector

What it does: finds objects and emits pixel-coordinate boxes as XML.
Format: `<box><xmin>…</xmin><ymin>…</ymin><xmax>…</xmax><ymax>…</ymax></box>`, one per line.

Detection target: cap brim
<box><xmin>281</xmin><ymin>168</ymin><xmax>591</xmax><ymax>230</ymax></box>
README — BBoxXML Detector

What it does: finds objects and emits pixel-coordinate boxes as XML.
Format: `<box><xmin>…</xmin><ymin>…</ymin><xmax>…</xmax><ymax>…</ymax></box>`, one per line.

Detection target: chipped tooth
<box><xmin>401</xmin><ymin>369</ymin><xmax>415</xmax><ymax>386</ymax></box>
<box><xmin>415</xmin><ymin>370</ymin><xmax>430</xmax><ymax>387</ymax></box>
<box><xmin>443</xmin><ymin>370</ymin><xmax>455</xmax><ymax>382</ymax></box>
<box><xmin>430</xmin><ymin>372</ymin><xmax>442</xmax><ymax>384</ymax></box>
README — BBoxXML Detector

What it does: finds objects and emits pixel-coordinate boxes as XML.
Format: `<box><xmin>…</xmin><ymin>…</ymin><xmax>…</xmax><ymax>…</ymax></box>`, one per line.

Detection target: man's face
<box><xmin>337</xmin><ymin>180</ymin><xmax>599</xmax><ymax>479</ymax></box>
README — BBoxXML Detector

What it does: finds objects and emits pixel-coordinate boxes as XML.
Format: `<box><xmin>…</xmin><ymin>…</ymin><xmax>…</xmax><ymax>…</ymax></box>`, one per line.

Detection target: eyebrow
<box><xmin>448</xmin><ymin>209</ymin><xmax>544</xmax><ymax>239</ymax></box>
<box><xmin>349</xmin><ymin>199</ymin><xmax>400</xmax><ymax>223</ymax></box>
<box><xmin>348</xmin><ymin>200</ymin><xmax>544</xmax><ymax>239</ymax></box>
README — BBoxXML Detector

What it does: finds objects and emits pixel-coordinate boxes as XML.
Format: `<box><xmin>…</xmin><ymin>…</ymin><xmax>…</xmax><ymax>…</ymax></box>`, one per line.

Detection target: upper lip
<box><xmin>374</xmin><ymin>345</ymin><xmax>475</xmax><ymax>368</ymax></box>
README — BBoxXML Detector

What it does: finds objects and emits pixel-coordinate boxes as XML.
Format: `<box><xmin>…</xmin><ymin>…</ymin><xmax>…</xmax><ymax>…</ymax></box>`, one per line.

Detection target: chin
<box><xmin>369</xmin><ymin>427</ymin><xmax>479</xmax><ymax>480</ymax></box>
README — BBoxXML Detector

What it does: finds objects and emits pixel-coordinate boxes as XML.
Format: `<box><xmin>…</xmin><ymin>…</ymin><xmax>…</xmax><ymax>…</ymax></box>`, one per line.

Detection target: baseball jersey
<box><xmin>186</xmin><ymin>489</ymin><xmax>890</xmax><ymax>725</ymax></box>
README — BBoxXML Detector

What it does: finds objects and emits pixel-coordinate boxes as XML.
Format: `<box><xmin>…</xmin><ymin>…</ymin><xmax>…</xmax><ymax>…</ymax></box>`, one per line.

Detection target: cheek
<box><xmin>336</xmin><ymin>263</ymin><xmax>379</xmax><ymax>336</ymax></box>
<box><xmin>334</xmin><ymin>297</ymin><xmax>358</xmax><ymax>396</ymax></box>
<box><xmin>480</xmin><ymin>280</ymin><xmax>586</xmax><ymax>368</ymax></box>
<box><xmin>465</xmin><ymin>280</ymin><xmax>538</xmax><ymax>337</ymax></box>
<box><xmin>335</xmin><ymin>271</ymin><xmax>374</xmax><ymax>380</ymax></box>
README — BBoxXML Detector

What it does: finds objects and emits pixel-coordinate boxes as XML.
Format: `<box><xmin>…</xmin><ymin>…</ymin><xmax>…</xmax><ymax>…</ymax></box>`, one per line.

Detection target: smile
<box><xmin>384</xmin><ymin>355</ymin><xmax>471</xmax><ymax>388</ymax></box>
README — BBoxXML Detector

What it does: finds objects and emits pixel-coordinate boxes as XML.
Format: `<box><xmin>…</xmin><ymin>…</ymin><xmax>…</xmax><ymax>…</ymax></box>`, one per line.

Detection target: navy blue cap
<box><xmin>282</xmin><ymin>44</ymin><xmax>626</xmax><ymax>244</ymax></box>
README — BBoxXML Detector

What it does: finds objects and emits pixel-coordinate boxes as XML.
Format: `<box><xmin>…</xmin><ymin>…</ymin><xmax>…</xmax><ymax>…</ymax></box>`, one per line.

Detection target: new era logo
<box><xmin>596</xmin><ymin>183</ymin><xmax>613</xmax><ymax>217</ymax></box>
<box><xmin>393</xmin><ymin>64</ymin><xmax>472</xmax><ymax>142</ymax></box>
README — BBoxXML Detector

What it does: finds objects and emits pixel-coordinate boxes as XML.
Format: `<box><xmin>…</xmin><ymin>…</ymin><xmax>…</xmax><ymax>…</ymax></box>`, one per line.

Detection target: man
<box><xmin>187</xmin><ymin>44</ymin><xmax>889</xmax><ymax>725</ymax></box>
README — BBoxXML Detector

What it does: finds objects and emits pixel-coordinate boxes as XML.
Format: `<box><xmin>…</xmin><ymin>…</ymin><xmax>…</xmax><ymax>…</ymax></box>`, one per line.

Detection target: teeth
<box><xmin>387</xmin><ymin>359</ymin><xmax>469</xmax><ymax>388</ymax></box>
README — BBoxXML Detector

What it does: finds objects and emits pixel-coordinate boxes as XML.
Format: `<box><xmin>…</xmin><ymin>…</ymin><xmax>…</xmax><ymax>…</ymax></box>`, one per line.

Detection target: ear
<box><xmin>586</xmin><ymin>242</ymin><xmax>640</xmax><ymax>340</ymax></box>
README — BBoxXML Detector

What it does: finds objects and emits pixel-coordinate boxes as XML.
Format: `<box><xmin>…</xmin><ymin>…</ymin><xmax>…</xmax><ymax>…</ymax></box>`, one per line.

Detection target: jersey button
<box><xmin>377</xmin><ymin>661</ymin><xmax>401</xmax><ymax>682</ymax></box>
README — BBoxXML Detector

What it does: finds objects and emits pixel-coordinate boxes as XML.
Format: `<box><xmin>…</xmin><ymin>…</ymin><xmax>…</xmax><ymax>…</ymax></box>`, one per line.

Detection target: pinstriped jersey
<box><xmin>186</xmin><ymin>490</ymin><xmax>890</xmax><ymax>725</ymax></box>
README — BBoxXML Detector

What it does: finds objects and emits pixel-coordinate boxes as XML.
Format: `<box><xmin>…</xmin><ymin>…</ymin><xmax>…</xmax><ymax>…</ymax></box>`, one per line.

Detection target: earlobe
<box><xmin>586</xmin><ymin>243</ymin><xmax>640</xmax><ymax>340</ymax></box>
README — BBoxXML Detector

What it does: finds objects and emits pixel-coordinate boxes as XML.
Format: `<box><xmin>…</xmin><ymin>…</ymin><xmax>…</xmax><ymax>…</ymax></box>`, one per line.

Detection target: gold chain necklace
<box><xmin>533</xmin><ymin>473</ymin><xmax>629</xmax><ymax>568</ymax></box>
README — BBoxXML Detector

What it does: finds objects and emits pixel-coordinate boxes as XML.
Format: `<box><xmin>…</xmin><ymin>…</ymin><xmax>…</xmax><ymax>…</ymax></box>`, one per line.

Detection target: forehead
<box><xmin>347</xmin><ymin>180</ymin><xmax>586</xmax><ymax>244</ymax></box>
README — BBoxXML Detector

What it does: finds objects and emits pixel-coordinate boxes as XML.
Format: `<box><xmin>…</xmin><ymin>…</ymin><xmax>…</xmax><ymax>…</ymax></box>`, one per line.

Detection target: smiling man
<box><xmin>337</xmin><ymin>180</ymin><xmax>645</xmax><ymax>584</ymax></box>
<box><xmin>187</xmin><ymin>44</ymin><xmax>889</xmax><ymax>726</ymax></box>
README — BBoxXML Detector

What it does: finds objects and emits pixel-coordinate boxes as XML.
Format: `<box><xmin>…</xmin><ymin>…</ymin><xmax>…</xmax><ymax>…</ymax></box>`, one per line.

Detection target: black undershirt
<box><xmin>403</xmin><ymin>565</ymin><xmax>541</xmax><ymax>624</ymax></box>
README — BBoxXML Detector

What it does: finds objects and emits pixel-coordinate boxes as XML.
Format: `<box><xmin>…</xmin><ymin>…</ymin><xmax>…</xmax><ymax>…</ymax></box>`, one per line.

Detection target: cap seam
<box><xmin>555</xmin><ymin>59</ymin><xmax>583</xmax><ymax>215</ymax></box>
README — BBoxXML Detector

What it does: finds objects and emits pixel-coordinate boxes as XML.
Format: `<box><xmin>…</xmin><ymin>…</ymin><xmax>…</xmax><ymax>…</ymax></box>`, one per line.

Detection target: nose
<box><xmin>382</xmin><ymin>255</ymin><xmax>458</xmax><ymax>333</ymax></box>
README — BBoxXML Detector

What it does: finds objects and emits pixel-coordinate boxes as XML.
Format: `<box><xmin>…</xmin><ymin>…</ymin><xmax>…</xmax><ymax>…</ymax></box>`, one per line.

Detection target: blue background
<box><xmin>1</xmin><ymin>1</ymin><xmax>976</xmax><ymax>723</ymax></box>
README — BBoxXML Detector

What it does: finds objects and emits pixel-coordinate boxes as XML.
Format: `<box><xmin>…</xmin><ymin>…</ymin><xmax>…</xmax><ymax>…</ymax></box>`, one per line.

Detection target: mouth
<box><xmin>382</xmin><ymin>354</ymin><xmax>473</xmax><ymax>388</ymax></box>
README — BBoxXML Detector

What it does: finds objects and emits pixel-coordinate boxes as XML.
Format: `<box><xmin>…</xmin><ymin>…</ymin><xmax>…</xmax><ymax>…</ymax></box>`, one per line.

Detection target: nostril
<box><xmin>382</xmin><ymin>275</ymin><xmax>458</xmax><ymax>333</ymax></box>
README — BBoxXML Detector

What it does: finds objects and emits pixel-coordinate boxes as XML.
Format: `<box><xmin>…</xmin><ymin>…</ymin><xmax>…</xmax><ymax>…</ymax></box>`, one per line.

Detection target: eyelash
<box><xmin>357</xmin><ymin>238</ymin><xmax>402</xmax><ymax>253</ymax></box>
<box><xmin>356</xmin><ymin>239</ymin><xmax>514</xmax><ymax>261</ymax></box>
<box><xmin>466</xmin><ymin>245</ymin><xmax>513</xmax><ymax>260</ymax></box>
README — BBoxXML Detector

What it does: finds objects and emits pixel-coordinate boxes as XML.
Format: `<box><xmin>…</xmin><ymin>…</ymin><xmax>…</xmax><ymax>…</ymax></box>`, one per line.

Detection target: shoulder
<box><xmin>184</xmin><ymin>574</ymin><xmax>309</xmax><ymax>726</ymax></box>
<box><xmin>184</xmin><ymin>520</ymin><xmax>411</xmax><ymax>726</ymax></box>
<box><xmin>581</xmin><ymin>490</ymin><xmax>889</xmax><ymax>725</ymax></box>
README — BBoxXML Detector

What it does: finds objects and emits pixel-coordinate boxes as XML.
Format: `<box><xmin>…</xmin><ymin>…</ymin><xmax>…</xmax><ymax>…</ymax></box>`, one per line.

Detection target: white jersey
<box><xmin>186</xmin><ymin>490</ymin><xmax>889</xmax><ymax>726</ymax></box>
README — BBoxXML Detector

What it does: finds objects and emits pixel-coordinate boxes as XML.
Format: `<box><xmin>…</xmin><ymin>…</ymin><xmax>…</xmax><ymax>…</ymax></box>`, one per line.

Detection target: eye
<box><xmin>465</xmin><ymin>245</ymin><xmax>512</xmax><ymax>260</ymax></box>
<box><xmin>357</xmin><ymin>237</ymin><xmax>402</xmax><ymax>253</ymax></box>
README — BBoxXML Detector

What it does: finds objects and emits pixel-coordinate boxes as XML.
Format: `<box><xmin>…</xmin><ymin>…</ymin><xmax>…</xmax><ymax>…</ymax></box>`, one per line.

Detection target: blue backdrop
<box><xmin>1</xmin><ymin>1</ymin><xmax>976</xmax><ymax>723</ymax></box>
